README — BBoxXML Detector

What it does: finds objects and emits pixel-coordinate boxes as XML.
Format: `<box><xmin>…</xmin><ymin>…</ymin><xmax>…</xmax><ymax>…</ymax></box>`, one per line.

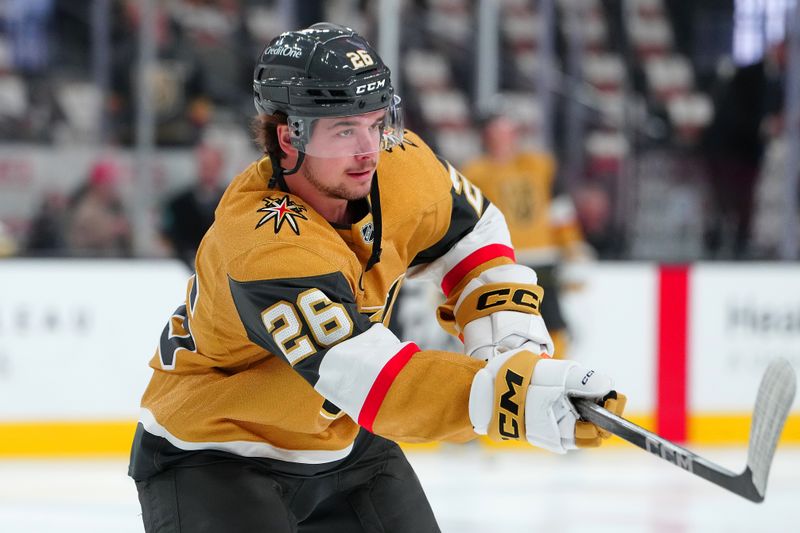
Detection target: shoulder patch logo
<box><xmin>360</xmin><ymin>221</ymin><xmax>374</xmax><ymax>243</ymax></box>
<box><xmin>256</xmin><ymin>195</ymin><xmax>308</xmax><ymax>235</ymax></box>
<box><xmin>385</xmin><ymin>131</ymin><xmax>417</xmax><ymax>153</ymax></box>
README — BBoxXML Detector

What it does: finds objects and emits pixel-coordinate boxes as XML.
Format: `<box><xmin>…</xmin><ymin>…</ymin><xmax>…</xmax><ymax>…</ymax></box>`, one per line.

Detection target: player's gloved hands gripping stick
<box><xmin>468</xmin><ymin>347</ymin><xmax>627</xmax><ymax>453</ymax></box>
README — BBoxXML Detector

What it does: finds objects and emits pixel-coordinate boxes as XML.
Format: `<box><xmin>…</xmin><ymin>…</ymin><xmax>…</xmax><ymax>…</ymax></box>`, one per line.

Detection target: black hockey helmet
<box><xmin>253</xmin><ymin>22</ymin><xmax>403</xmax><ymax>156</ymax></box>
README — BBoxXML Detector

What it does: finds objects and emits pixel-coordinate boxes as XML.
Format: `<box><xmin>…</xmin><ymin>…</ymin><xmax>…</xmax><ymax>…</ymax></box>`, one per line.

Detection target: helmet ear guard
<box><xmin>287</xmin><ymin>117</ymin><xmax>306</xmax><ymax>151</ymax></box>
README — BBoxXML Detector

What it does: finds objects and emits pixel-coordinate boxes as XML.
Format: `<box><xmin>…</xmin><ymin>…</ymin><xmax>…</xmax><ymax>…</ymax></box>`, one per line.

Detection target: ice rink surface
<box><xmin>0</xmin><ymin>444</ymin><xmax>797</xmax><ymax>533</ymax></box>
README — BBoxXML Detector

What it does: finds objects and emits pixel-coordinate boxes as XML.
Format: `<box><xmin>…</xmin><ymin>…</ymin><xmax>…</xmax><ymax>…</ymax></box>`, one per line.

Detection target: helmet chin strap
<box><xmin>283</xmin><ymin>151</ymin><xmax>305</xmax><ymax>176</ymax></box>
<box><xmin>268</xmin><ymin>151</ymin><xmax>305</xmax><ymax>191</ymax></box>
<box><xmin>364</xmin><ymin>173</ymin><xmax>383</xmax><ymax>272</ymax></box>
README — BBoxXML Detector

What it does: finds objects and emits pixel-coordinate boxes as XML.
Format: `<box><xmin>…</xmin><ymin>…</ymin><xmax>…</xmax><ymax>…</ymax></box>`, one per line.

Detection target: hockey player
<box><xmin>129</xmin><ymin>23</ymin><xmax>626</xmax><ymax>532</ymax></box>
<box><xmin>463</xmin><ymin>114</ymin><xmax>595</xmax><ymax>359</ymax></box>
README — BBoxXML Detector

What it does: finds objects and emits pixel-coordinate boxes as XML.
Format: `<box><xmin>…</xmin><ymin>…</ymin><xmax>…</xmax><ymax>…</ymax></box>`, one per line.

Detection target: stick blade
<box><xmin>747</xmin><ymin>357</ymin><xmax>797</xmax><ymax>499</ymax></box>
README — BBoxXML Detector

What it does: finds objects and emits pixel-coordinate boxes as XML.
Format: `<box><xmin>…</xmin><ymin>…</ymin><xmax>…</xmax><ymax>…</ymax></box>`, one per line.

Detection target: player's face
<box><xmin>485</xmin><ymin>116</ymin><xmax>520</xmax><ymax>160</ymax></box>
<box><xmin>300</xmin><ymin>109</ymin><xmax>384</xmax><ymax>201</ymax></box>
<box><xmin>303</xmin><ymin>109</ymin><xmax>384</xmax><ymax>159</ymax></box>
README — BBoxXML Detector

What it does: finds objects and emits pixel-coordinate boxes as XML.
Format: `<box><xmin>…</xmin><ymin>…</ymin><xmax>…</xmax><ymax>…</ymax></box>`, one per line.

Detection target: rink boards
<box><xmin>0</xmin><ymin>259</ymin><xmax>797</xmax><ymax>455</ymax></box>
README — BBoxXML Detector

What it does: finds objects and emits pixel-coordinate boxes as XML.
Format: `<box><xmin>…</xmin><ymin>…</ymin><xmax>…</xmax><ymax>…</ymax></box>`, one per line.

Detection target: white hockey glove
<box><xmin>468</xmin><ymin>347</ymin><xmax>627</xmax><ymax>454</ymax></box>
<box><xmin>454</xmin><ymin>264</ymin><xmax>554</xmax><ymax>360</ymax></box>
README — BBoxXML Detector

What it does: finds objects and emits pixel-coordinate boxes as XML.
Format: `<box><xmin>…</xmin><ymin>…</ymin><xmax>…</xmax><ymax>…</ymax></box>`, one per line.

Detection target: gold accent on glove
<box><xmin>454</xmin><ymin>282</ymin><xmax>544</xmax><ymax>329</ymax></box>
<box><xmin>575</xmin><ymin>392</ymin><xmax>627</xmax><ymax>448</ymax></box>
<box><xmin>487</xmin><ymin>351</ymin><xmax>544</xmax><ymax>442</ymax></box>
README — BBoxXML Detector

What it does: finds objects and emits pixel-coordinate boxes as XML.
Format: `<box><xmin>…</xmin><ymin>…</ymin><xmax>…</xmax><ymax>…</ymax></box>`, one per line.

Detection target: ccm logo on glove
<box><xmin>470</xmin><ymin>348</ymin><xmax>627</xmax><ymax>453</ymax></box>
<box><xmin>476</xmin><ymin>287</ymin><xmax>541</xmax><ymax>312</ymax></box>
<box><xmin>498</xmin><ymin>369</ymin><xmax>525</xmax><ymax>439</ymax></box>
<box><xmin>457</xmin><ymin>282</ymin><xmax>545</xmax><ymax>329</ymax></box>
<box><xmin>485</xmin><ymin>351</ymin><xmax>539</xmax><ymax>441</ymax></box>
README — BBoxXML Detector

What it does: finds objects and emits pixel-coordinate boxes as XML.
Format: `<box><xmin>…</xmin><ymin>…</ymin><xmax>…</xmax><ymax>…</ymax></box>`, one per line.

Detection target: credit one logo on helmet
<box><xmin>265</xmin><ymin>45</ymin><xmax>302</xmax><ymax>59</ymax></box>
<box><xmin>356</xmin><ymin>79</ymin><xmax>386</xmax><ymax>95</ymax></box>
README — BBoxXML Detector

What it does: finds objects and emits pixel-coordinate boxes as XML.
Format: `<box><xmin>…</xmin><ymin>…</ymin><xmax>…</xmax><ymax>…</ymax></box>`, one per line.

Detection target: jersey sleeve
<box><xmin>407</xmin><ymin>157</ymin><xmax>520</xmax><ymax>335</ymax></box>
<box><xmin>227</xmin><ymin>244</ymin><xmax>485</xmax><ymax>443</ymax></box>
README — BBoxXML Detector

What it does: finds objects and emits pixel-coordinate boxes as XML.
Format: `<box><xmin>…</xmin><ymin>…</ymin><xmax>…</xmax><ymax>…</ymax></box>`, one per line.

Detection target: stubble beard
<box><xmin>305</xmin><ymin>163</ymin><xmax>373</xmax><ymax>202</ymax></box>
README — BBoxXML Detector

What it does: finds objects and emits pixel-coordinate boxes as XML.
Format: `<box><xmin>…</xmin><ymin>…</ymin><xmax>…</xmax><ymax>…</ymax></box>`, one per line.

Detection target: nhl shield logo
<box><xmin>360</xmin><ymin>222</ymin><xmax>374</xmax><ymax>243</ymax></box>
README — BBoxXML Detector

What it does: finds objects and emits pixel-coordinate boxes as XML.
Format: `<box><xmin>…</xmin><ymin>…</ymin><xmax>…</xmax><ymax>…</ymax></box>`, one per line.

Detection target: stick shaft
<box><xmin>573</xmin><ymin>399</ymin><xmax>763</xmax><ymax>502</ymax></box>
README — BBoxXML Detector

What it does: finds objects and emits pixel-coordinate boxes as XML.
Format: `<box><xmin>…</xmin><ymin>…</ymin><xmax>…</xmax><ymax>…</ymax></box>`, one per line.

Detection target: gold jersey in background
<box><xmin>461</xmin><ymin>151</ymin><xmax>585</xmax><ymax>266</ymax></box>
<box><xmin>462</xmin><ymin>150</ymin><xmax>591</xmax><ymax>358</ymax></box>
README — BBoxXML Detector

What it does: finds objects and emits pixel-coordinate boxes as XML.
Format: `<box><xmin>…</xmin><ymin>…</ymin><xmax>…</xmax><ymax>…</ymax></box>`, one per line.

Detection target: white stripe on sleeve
<box><xmin>407</xmin><ymin>203</ymin><xmax>513</xmax><ymax>284</ymax></box>
<box><xmin>314</xmin><ymin>323</ymin><xmax>410</xmax><ymax>421</ymax></box>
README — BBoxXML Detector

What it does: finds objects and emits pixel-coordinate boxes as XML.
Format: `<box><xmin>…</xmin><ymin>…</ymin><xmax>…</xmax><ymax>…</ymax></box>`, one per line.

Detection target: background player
<box><xmin>463</xmin><ymin>113</ymin><xmax>594</xmax><ymax>359</ymax></box>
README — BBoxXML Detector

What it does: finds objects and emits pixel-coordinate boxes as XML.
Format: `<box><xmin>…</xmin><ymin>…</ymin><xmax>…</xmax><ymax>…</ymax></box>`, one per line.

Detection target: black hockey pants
<box><xmin>135</xmin><ymin>435</ymin><xmax>441</xmax><ymax>533</ymax></box>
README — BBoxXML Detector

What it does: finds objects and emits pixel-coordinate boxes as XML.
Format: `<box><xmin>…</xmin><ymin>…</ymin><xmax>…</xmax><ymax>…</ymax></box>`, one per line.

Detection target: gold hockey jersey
<box><xmin>131</xmin><ymin>132</ymin><xmax>521</xmax><ymax>478</ymax></box>
<box><xmin>462</xmin><ymin>152</ymin><xmax>584</xmax><ymax>266</ymax></box>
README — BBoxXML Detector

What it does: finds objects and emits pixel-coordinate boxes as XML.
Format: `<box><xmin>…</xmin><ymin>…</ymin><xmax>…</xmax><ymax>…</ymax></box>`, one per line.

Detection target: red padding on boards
<box><xmin>657</xmin><ymin>265</ymin><xmax>689</xmax><ymax>442</ymax></box>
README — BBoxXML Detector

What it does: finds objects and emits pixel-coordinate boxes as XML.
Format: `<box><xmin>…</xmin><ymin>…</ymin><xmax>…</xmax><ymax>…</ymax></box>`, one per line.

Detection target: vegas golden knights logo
<box><xmin>361</xmin><ymin>275</ymin><xmax>403</xmax><ymax>325</ymax></box>
<box><xmin>500</xmin><ymin>178</ymin><xmax>535</xmax><ymax>222</ymax></box>
<box><xmin>498</xmin><ymin>369</ymin><xmax>524</xmax><ymax>439</ymax></box>
<box><xmin>256</xmin><ymin>195</ymin><xmax>308</xmax><ymax>235</ymax></box>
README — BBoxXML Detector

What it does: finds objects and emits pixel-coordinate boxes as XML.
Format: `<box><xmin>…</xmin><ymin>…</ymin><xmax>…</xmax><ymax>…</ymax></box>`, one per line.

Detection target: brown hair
<box><xmin>251</xmin><ymin>111</ymin><xmax>288</xmax><ymax>161</ymax></box>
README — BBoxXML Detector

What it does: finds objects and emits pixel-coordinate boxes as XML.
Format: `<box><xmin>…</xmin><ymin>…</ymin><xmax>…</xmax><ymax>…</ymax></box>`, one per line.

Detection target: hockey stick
<box><xmin>573</xmin><ymin>358</ymin><xmax>796</xmax><ymax>503</ymax></box>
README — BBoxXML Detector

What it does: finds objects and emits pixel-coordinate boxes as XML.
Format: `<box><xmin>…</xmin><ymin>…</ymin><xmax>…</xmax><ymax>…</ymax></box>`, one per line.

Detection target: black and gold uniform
<box><xmin>129</xmin><ymin>131</ymin><xmax>512</xmax><ymax>469</ymax></box>
<box><xmin>129</xmin><ymin>132</ymin><xmax>522</xmax><ymax>531</ymax></box>
<box><xmin>130</xmin><ymin>23</ymin><xmax>540</xmax><ymax>533</ymax></box>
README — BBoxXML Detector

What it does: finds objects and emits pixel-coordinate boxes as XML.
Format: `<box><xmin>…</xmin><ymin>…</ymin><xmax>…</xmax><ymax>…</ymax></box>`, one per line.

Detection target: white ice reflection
<box><xmin>0</xmin><ymin>445</ymin><xmax>797</xmax><ymax>533</ymax></box>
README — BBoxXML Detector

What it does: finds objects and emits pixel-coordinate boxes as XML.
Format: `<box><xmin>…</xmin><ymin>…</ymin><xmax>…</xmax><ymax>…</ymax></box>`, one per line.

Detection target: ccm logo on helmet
<box><xmin>355</xmin><ymin>79</ymin><xmax>386</xmax><ymax>95</ymax></box>
<box><xmin>476</xmin><ymin>288</ymin><xmax>540</xmax><ymax>311</ymax></box>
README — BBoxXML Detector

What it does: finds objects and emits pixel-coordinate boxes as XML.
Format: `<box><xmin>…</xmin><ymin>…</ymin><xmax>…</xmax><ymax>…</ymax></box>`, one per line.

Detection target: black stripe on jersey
<box><xmin>321</xmin><ymin>399</ymin><xmax>341</xmax><ymax>417</ymax></box>
<box><xmin>228</xmin><ymin>272</ymin><xmax>373</xmax><ymax>386</ymax></box>
<box><xmin>410</xmin><ymin>156</ymin><xmax>492</xmax><ymax>267</ymax></box>
<box><xmin>158</xmin><ymin>304</ymin><xmax>196</xmax><ymax>368</ymax></box>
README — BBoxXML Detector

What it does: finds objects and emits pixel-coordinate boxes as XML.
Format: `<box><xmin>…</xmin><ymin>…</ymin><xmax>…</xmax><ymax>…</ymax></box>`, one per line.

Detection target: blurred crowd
<box><xmin>0</xmin><ymin>0</ymin><xmax>797</xmax><ymax>265</ymax></box>
<box><xmin>18</xmin><ymin>142</ymin><xmax>227</xmax><ymax>264</ymax></box>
